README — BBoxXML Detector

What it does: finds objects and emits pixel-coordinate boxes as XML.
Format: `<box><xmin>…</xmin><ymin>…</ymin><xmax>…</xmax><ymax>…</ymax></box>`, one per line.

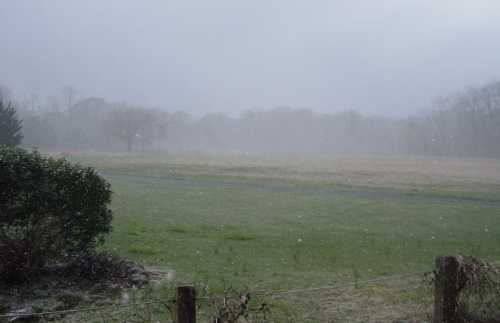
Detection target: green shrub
<box><xmin>0</xmin><ymin>146</ymin><xmax>113</xmax><ymax>283</ymax></box>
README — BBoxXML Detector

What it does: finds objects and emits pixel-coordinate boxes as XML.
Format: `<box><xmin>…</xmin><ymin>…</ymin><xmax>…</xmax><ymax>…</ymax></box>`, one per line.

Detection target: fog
<box><xmin>2</xmin><ymin>0</ymin><xmax>500</xmax><ymax>116</ymax></box>
<box><xmin>1</xmin><ymin>1</ymin><xmax>500</xmax><ymax>158</ymax></box>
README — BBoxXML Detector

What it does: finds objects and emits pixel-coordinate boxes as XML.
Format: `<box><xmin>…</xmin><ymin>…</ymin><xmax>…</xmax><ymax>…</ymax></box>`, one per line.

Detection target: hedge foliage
<box><xmin>0</xmin><ymin>146</ymin><xmax>113</xmax><ymax>282</ymax></box>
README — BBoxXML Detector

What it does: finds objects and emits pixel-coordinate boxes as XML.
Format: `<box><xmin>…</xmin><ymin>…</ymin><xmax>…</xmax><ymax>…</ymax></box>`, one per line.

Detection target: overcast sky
<box><xmin>1</xmin><ymin>0</ymin><xmax>500</xmax><ymax>116</ymax></box>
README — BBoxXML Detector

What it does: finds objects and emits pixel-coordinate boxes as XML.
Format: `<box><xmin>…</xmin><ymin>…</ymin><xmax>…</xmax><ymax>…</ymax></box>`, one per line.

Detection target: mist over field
<box><xmin>2</xmin><ymin>81</ymin><xmax>500</xmax><ymax>158</ymax></box>
<box><xmin>3</xmin><ymin>2</ymin><xmax>500</xmax><ymax>321</ymax></box>
<box><xmin>1</xmin><ymin>1</ymin><xmax>500</xmax><ymax>159</ymax></box>
<box><xmin>2</xmin><ymin>0</ymin><xmax>500</xmax><ymax>116</ymax></box>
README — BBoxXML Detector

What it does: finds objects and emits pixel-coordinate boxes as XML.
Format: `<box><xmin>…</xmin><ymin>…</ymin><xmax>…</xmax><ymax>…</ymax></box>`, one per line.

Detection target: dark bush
<box><xmin>62</xmin><ymin>252</ymin><xmax>149</xmax><ymax>287</ymax></box>
<box><xmin>0</xmin><ymin>146</ymin><xmax>113</xmax><ymax>283</ymax></box>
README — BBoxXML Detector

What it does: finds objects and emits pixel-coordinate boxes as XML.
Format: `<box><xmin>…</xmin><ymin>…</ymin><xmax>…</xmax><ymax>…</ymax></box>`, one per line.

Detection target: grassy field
<box><xmin>66</xmin><ymin>152</ymin><xmax>500</xmax><ymax>322</ymax></box>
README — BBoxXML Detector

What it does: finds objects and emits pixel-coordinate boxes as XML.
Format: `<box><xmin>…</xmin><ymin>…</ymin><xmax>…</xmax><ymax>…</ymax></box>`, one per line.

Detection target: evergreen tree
<box><xmin>0</xmin><ymin>101</ymin><xmax>23</xmax><ymax>146</ymax></box>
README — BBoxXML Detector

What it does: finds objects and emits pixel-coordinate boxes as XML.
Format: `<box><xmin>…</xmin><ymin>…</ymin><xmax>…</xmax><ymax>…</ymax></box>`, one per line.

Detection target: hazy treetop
<box><xmin>1</xmin><ymin>0</ymin><xmax>500</xmax><ymax>116</ymax></box>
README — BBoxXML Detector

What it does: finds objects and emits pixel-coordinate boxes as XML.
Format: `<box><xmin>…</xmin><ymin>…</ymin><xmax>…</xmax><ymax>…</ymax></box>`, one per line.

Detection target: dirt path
<box><xmin>101</xmin><ymin>172</ymin><xmax>500</xmax><ymax>208</ymax></box>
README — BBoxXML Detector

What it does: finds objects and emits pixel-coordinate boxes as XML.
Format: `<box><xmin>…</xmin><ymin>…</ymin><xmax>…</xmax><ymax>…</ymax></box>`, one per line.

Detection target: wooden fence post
<box><xmin>177</xmin><ymin>286</ymin><xmax>196</xmax><ymax>323</ymax></box>
<box><xmin>432</xmin><ymin>255</ymin><xmax>462</xmax><ymax>323</ymax></box>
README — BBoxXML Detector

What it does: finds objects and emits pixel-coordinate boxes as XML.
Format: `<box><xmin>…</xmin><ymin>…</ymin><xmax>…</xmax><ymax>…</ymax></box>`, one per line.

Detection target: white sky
<box><xmin>1</xmin><ymin>0</ymin><xmax>500</xmax><ymax>116</ymax></box>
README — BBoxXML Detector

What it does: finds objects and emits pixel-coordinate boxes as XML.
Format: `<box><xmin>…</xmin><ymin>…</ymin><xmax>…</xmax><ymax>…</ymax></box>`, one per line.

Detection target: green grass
<box><xmin>66</xmin><ymin>153</ymin><xmax>500</xmax><ymax>321</ymax></box>
<box><xmin>86</xmin><ymin>161</ymin><xmax>500</xmax><ymax>286</ymax></box>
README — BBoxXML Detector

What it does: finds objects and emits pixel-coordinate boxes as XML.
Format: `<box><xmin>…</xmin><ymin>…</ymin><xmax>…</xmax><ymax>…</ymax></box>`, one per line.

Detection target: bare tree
<box><xmin>61</xmin><ymin>86</ymin><xmax>77</xmax><ymax>112</ymax></box>
<box><xmin>102</xmin><ymin>105</ymin><xmax>155</xmax><ymax>151</ymax></box>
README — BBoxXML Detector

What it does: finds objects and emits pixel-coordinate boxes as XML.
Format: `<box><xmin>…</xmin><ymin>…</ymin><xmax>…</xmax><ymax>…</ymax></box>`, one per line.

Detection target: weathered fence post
<box><xmin>177</xmin><ymin>285</ymin><xmax>196</xmax><ymax>323</ymax></box>
<box><xmin>433</xmin><ymin>255</ymin><xmax>462</xmax><ymax>323</ymax></box>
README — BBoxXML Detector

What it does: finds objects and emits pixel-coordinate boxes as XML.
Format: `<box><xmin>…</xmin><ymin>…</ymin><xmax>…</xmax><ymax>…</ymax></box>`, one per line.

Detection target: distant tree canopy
<box><xmin>22</xmin><ymin>115</ymin><xmax>58</xmax><ymax>148</ymax></box>
<box><xmin>403</xmin><ymin>81</ymin><xmax>500</xmax><ymax>158</ymax></box>
<box><xmin>102</xmin><ymin>106</ymin><xmax>156</xmax><ymax>151</ymax></box>
<box><xmin>0</xmin><ymin>100</ymin><xmax>23</xmax><ymax>147</ymax></box>
<box><xmin>3</xmin><ymin>81</ymin><xmax>500</xmax><ymax>158</ymax></box>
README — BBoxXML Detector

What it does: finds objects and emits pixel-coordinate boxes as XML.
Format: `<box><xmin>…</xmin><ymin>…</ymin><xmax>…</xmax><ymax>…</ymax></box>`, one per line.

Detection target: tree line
<box><xmin>1</xmin><ymin>81</ymin><xmax>499</xmax><ymax>158</ymax></box>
